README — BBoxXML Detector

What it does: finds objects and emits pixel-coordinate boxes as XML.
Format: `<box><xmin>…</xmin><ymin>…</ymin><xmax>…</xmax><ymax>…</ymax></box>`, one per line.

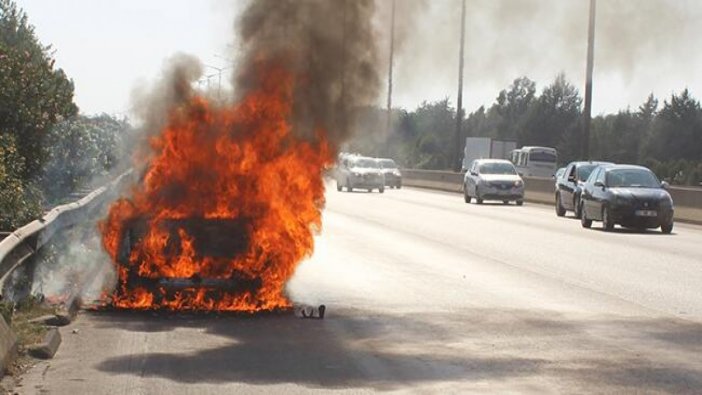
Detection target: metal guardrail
<box><xmin>401</xmin><ymin>169</ymin><xmax>702</xmax><ymax>225</ymax></box>
<box><xmin>0</xmin><ymin>170</ymin><xmax>133</xmax><ymax>294</ymax></box>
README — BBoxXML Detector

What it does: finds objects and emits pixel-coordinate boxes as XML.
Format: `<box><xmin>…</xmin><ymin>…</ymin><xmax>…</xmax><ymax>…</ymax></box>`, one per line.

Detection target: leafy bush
<box><xmin>0</xmin><ymin>134</ymin><xmax>42</xmax><ymax>230</ymax></box>
<box><xmin>41</xmin><ymin>114</ymin><xmax>130</xmax><ymax>203</ymax></box>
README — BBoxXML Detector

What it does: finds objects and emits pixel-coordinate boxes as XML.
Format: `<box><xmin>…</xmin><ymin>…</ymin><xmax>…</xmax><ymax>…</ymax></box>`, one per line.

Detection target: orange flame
<box><xmin>100</xmin><ymin>63</ymin><xmax>332</xmax><ymax>312</ymax></box>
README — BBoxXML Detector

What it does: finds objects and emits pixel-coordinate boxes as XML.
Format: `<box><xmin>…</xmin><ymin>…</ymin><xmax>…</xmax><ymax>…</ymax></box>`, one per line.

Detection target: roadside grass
<box><xmin>1</xmin><ymin>296</ymin><xmax>58</xmax><ymax>378</ymax></box>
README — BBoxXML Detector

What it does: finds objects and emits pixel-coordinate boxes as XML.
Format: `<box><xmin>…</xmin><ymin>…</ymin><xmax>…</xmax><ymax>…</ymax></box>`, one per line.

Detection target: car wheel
<box><xmin>602</xmin><ymin>206</ymin><xmax>614</xmax><ymax>231</ymax></box>
<box><xmin>555</xmin><ymin>194</ymin><xmax>566</xmax><ymax>217</ymax></box>
<box><xmin>475</xmin><ymin>186</ymin><xmax>483</xmax><ymax>204</ymax></box>
<box><xmin>581</xmin><ymin>206</ymin><xmax>592</xmax><ymax>228</ymax></box>
<box><xmin>379</xmin><ymin>187</ymin><xmax>385</xmax><ymax>194</ymax></box>
<box><xmin>397</xmin><ymin>184</ymin><xmax>402</xmax><ymax>189</ymax></box>
<box><xmin>336</xmin><ymin>181</ymin><xmax>342</xmax><ymax>192</ymax></box>
<box><xmin>464</xmin><ymin>184</ymin><xmax>471</xmax><ymax>203</ymax></box>
<box><xmin>661</xmin><ymin>221</ymin><xmax>674</xmax><ymax>234</ymax></box>
<box><xmin>573</xmin><ymin>197</ymin><xmax>582</xmax><ymax>219</ymax></box>
<box><xmin>516</xmin><ymin>200</ymin><xmax>524</xmax><ymax>206</ymax></box>
<box><xmin>346</xmin><ymin>179</ymin><xmax>353</xmax><ymax>192</ymax></box>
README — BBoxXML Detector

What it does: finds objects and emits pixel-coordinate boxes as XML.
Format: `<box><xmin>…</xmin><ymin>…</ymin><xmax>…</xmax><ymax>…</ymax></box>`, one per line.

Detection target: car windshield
<box><xmin>353</xmin><ymin>158</ymin><xmax>379</xmax><ymax>169</ymax></box>
<box><xmin>479</xmin><ymin>162</ymin><xmax>517</xmax><ymax>175</ymax></box>
<box><xmin>378</xmin><ymin>159</ymin><xmax>397</xmax><ymax>169</ymax></box>
<box><xmin>529</xmin><ymin>151</ymin><xmax>557</xmax><ymax>163</ymax></box>
<box><xmin>606</xmin><ymin>169</ymin><xmax>661</xmax><ymax>188</ymax></box>
<box><xmin>576</xmin><ymin>164</ymin><xmax>598</xmax><ymax>181</ymax></box>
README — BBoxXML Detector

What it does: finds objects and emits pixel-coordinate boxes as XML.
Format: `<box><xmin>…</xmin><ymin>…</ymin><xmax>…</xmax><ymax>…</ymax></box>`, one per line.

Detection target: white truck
<box><xmin>461</xmin><ymin>137</ymin><xmax>517</xmax><ymax>172</ymax></box>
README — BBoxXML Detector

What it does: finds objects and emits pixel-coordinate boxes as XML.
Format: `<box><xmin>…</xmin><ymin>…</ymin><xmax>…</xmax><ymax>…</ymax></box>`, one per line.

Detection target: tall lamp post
<box><xmin>203</xmin><ymin>64</ymin><xmax>234</xmax><ymax>102</ymax></box>
<box><xmin>453</xmin><ymin>0</ymin><xmax>467</xmax><ymax>172</ymax></box>
<box><xmin>386</xmin><ymin>0</ymin><xmax>397</xmax><ymax>142</ymax></box>
<box><xmin>582</xmin><ymin>0</ymin><xmax>597</xmax><ymax>159</ymax></box>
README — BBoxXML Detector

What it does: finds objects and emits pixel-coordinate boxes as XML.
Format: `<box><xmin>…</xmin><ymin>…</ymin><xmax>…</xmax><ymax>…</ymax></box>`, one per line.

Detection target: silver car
<box><xmin>464</xmin><ymin>159</ymin><xmax>524</xmax><ymax>205</ymax></box>
<box><xmin>336</xmin><ymin>156</ymin><xmax>385</xmax><ymax>193</ymax></box>
<box><xmin>376</xmin><ymin>158</ymin><xmax>402</xmax><ymax>189</ymax></box>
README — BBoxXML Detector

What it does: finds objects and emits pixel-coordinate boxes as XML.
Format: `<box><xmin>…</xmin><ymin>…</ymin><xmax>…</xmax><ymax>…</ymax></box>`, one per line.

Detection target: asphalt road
<box><xmin>13</xmin><ymin>186</ymin><xmax>702</xmax><ymax>394</ymax></box>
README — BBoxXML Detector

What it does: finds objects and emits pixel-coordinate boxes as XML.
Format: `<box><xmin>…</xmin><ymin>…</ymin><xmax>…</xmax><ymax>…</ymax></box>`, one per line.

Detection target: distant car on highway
<box><xmin>464</xmin><ymin>159</ymin><xmax>524</xmax><ymax>205</ymax></box>
<box><xmin>580</xmin><ymin>164</ymin><xmax>674</xmax><ymax>233</ymax></box>
<box><xmin>555</xmin><ymin>161</ymin><xmax>613</xmax><ymax>218</ymax></box>
<box><xmin>336</xmin><ymin>156</ymin><xmax>385</xmax><ymax>193</ymax></box>
<box><xmin>376</xmin><ymin>158</ymin><xmax>402</xmax><ymax>189</ymax></box>
<box><xmin>510</xmin><ymin>146</ymin><xmax>558</xmax><ymax>178</ymax></box>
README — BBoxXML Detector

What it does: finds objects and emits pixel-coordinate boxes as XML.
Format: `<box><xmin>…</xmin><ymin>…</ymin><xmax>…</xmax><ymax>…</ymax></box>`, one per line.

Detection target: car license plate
<box><xmin>635</xmin><ymin>210</ymin><xmax>657</xmax><ymax>217</ymax></box>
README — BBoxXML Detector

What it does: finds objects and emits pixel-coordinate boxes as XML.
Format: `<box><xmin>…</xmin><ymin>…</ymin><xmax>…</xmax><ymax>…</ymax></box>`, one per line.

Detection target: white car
<box><xmin>464</xmin><ymin>159</ymin><xmax>524</xmax><ymax>205</ymax></box>
<box><xmin>336</xmin><ymin>156</ymin><xmax>385</xmax><ymax>193</ymax></box>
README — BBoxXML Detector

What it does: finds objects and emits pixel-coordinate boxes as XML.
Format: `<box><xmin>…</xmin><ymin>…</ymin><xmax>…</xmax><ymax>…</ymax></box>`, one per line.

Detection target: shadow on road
<box><xmin>90</xmin><ymin>307</ymin><xmax>702</xmax><ymax>392</ymax></box>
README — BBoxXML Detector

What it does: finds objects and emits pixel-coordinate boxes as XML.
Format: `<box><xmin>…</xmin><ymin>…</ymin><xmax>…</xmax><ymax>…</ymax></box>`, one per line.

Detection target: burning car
<box><xmin>114</xmin><ymin>218</ymin><xmax>264</xmax><ymax>308</ymax></box>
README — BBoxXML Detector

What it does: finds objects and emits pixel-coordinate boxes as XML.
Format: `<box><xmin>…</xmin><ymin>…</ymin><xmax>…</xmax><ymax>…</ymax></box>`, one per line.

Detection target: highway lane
<box><xmin>12</xmin><ymin>185</ymin><xmax>702</xmax><ymax>394</ymax></box>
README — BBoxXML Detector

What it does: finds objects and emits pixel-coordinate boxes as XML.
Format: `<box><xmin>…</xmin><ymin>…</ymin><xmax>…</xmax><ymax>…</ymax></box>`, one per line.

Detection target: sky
<box><xmin>15</xmin><ymin>0</ymin><xmax>702</xmax><ymax>118</ymax></box>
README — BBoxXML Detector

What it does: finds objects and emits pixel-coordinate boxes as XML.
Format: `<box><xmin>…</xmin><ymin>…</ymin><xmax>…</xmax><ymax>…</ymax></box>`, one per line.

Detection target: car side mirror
<box><xmin>568</xmin><ymin>175</ymin><xmax>576</xmax><ymax>182</ymax></box>
<box><xmin>594</xmin><ymin>181</ymin><xmax>605</xmax><ymax>189</ymax></box>
<box><xmin>661</xmin><ymin>181</ymin><xmax>670</xmax><ymax>190</ymax></box>
<box><xmin>470</xmin><ymin>171</ymin><xmax>478</xmax><ymax>176</ymax></box>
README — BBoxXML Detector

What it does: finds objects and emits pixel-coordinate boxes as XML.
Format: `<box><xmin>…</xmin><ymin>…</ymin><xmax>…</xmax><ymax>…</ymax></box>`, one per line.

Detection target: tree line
<box><xmin>1</xmin><ymin>0</ymin><xmax>130</xmax><ymax>230</ymax></box>
<box><xmin>347</xmin><ymin>75</ymin><xmax>702</xmax><ymax>187</ymax></box>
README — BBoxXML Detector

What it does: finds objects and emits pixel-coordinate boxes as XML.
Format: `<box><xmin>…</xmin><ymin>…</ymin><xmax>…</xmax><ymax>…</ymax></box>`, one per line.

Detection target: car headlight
<box><xmin>352</xmin><ymin>172</ymin><xmax>361</xmax><ymax>177</ymax></box>
<box><xmin>514</xmin><ymin>180</ymin><xmax>523</xmax><ymax>188</ymax></box>
<box><xmin>613</xmin><ymin>195</ymin><xmax>630</xmax><ymax>206</ymax></box>
<box><xmin>393</xmin><ymin>170</ymin><xmax>401</xmax><ymax>176</ymax></box>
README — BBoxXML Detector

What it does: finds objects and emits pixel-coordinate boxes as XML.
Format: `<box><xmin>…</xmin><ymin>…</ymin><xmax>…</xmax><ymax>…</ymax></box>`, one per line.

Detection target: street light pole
<box><xmin>204</xmin><ymin>65</ymin><xmax>223</xmax><ymax>101</ymax></box>
<box><xmin>453</xmin><ymin>0</ymin><xmax>467</xmax><ymax>172</ymax></box>
<box><xmin>386</xmin><ymin>0</ymin><xmax>397</xmax><ymax>142</ymax></box>
<box><xmin>582</xmin><ymin>0</ymin><xmax>597</xmax><ymax>159</ymax></box>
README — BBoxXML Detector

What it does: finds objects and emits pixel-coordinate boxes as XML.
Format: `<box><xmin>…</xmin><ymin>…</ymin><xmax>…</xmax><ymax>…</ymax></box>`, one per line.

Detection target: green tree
<box><xmin>489</xmin><ymin>77</ymin><xmax>536</xmax><ymax>141</ymax></box>
<box><xmin>408</xmin><ymin>99</ymin><xmax>455</xmax><ymax>169</ymax></box>
<box><xmin>42</xmin><ymin>114</ymin><xmax>130</xmax><ymax>202</ymax></box>
<box><xmin>0</xmin><ymin>134</ymin><xmax>41</xmax><ymax>230</ymax></box>
<box><xmin>646</xmin><ymin>89</ymin><xmax>702</xmax><ymax>163</ymax></box>
<box><xmin>521</xmin><ymin>74</ymin><xmax>582</xmax><ymax>163</ymax></box>
<box><xmin>0</xmin><ymin>0</ymin><xmax>78</xmax><ymax>179</ymax></box>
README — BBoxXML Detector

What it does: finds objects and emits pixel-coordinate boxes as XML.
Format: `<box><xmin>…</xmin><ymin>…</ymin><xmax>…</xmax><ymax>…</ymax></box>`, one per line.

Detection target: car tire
<box><xmin>516</xmin><ymin>200</ymin><xmax>524</xmax><ymax>206</ymax></box>
<box><xmin>555</xmin><ymin>194</ymin><xmax>566</xmax><ymax>217</ymax></box>
<box><xmin>581</xmin><ymin>206</ymin><xmax>592</xmax><ymax>228</ymax></box>
<box><xmin>336</xmin><ymin>181</ymin><xmax>342</xmax><ymax>192</ymax></box>
<box><xmin>464</xmin><ymin>184</ymin><xmax>472</xmax><ymax>203</ymax></box>
<box><xmin>397</xmin><ymin>184</ymin><xmax>402</xmax><ymax>189</ymax></box>
<box><xmin>379</xmin><ymin>187</ymin><xmax>385</xmax><ymax>194</ymax></box>
<box><xmin>661</xmin><ymin>222</ymin><xmax>674</xmax><ymax>234</ymax></box>
<box><xmin>346</xmin><ymin>180</ymin><xmax>353</xmax><ymax>192</ymax></box>
<box><xmin>602</xmin><ymin>206</ymin><xmax>614</xmax><ymax>231</ymax></box>
<box><xmin>573</xmin><ymin>197</ymin><xmax>582</xmax><ymax>219</ymax></box>
<box><xmin>475</xmin><ymin>186</ymin><xmax>483</xmax><ymax>204</ymax></box>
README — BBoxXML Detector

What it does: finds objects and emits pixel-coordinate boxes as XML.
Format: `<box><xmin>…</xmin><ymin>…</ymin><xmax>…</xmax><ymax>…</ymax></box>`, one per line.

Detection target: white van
<box><xmin>510</xmin><ymin>146</ymin><xmax>558</xmax><ymax>178</ymax></box>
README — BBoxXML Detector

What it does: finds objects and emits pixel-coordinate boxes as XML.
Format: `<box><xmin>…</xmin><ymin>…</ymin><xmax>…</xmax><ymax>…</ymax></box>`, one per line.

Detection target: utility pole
<box><xmin>582</xmin><ymin>0</ymin><xmax>596</xmax><ymax>159</ymax></box>
<box><xmin>453</xmin><ymin>0</ymin><xmax>467</xmax><ymax>172</ymax></box>
<box><xmin>204</xmin><ymin>65</ymin><xmax>224</xmax><ymax>101</ymax></box>
<box><xmin>386</xmin><ymin>0</ymin><xmax>396</xmax><ymax>141</ymax></box>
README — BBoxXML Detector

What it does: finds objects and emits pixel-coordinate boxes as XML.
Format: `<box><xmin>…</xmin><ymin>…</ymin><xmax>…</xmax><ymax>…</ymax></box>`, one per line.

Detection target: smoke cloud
<box><xmin>390</xmin><ymin>0</ymin><xmax>696</xmax><ymax>111</ymax></box>
<box><xmin>234</xmin><ymin>0</ymin><xmax>382</xmax><ymax>145</ymax></box>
